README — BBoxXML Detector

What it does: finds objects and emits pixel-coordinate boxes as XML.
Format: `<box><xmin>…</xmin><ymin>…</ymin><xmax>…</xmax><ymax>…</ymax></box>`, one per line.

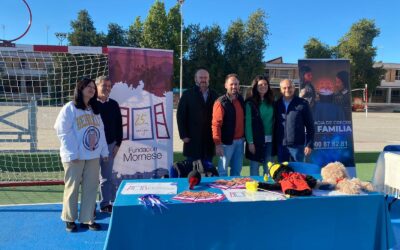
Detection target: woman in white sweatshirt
<box><xmin>54</xmin><ymin>78</ymin><xmax>109</xmax><ymax>232</ymax></box>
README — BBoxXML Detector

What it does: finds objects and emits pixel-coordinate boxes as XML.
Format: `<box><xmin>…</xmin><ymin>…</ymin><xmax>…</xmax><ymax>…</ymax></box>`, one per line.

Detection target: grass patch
<box><xmin>354</xmin><ymin>152</ymin><xmax>380</xmax><ymax>163</ymax></box>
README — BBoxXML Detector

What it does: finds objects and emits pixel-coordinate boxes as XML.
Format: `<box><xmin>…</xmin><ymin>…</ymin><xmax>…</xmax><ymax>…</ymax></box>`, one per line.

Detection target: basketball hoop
<box><xmin>0</xmin><ymin>0</ymin><xmax>32</xmax><ymax>47</ymax></box>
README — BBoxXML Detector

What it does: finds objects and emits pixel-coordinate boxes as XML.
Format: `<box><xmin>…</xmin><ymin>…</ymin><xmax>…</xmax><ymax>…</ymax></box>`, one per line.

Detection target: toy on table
<box><xmin>318</xmin><ymin>161</ymin><xmax>374</xmax><ymax>194</ymax></box>
<box><xmin>188</xmin><ymin>168</ymin><xmax>201</xmax><ymax>190</ymax></box>
<box><xmin>257</xmin><ymin>162</ymin><xmax>317</xmax><ymax>196</ymax></box>
<box><xmin>245</xmin><ymin>181</ymin><xmax>259</xmax><ymax>192</ymax></box>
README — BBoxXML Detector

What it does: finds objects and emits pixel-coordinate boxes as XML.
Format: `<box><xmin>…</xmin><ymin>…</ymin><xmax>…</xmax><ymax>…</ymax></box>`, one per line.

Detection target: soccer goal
<box><xmin>0</xmin><ymin>44</ymin><xmax>108</xmax><ymax>186</ymax></box>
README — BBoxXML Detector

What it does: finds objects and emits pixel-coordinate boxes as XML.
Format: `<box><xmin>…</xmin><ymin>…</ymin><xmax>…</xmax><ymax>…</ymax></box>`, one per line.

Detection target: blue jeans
<box><xmin>99</xmin><ymin>141</ymin><xmax>117</xmax><ymax>208</ymax></box>
<box><xmin>218</xmin><ymin>138</ymin><xmax>244</xmax><ymax>176</ymax></box>
<box><xmin>277</xmin><ymin>145</ymin><xmax>305</xmax><ymax>162</ymax></box>
<box><xmin>249</xmin><ymin>142</ymin><xmax>273</xmax><ymax>176</ymax></box>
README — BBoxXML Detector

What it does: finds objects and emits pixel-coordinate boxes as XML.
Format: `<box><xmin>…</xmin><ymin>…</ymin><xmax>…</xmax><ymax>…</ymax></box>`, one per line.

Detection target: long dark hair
<box><xmin>246</xmin><ymin>75</ymin><xmax>274</xmax><ymax>106</ymax></box>
<box><xmin>73</xmin><ymin>78</ymin><xmax>100</xmax><ymax>114</ymax></box>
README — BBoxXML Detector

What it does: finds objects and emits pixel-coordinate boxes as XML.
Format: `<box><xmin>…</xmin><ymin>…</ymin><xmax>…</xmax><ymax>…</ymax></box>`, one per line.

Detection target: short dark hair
<box><xmin>300</xmin><ymin>66</ymin><xmax>312</xmax><ymax>76</ymax></box>
<box><xmin>73</xmin><ymin>78</ymin><xmax>100</xmax><ymax>114</ymax></box>
<box><xmin>336</xmin><ymin>71</ymin><xmax>349</xmax><ymax>89</ymax></box>
<box><xmin>225</xmin><ymin>73</ymin><xmax>239</xmax><ymax>83</ymax></box>
<box><xmin>299</xmin><ymin>65</ymin><xmax>312</xmax><ymax>88</ymax></box>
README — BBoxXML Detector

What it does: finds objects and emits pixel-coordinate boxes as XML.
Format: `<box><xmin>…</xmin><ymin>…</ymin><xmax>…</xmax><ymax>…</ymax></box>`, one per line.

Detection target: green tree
<box><xmin>166</xmin><ymin>3</ymin><xmax>183</xmax><ymax>86</ymax></box>
<box><xmin>223</xmin><ymin>9</ymin><xmax>269</xmax><ymax>86</ymax></box>
<box><xmin>335</xmin><ymin>19</ymin><xmax>385</xmax><ymax>91</ymax></box>
<box><xmin>223</xmin><ymin>19</ymin><xmax>246</xmax><ymax>81</ymax></box>
<box><xmin>185</xmin><ymin>24</ymin><xmax>225</xmax><ymax>93</ymax></box>
<box><xmin>96</xmin><ymin>32</ymin><xmax>107</xmax><ymax>47</ymax></box>
<box><xmin>106</xmin><ymin>23</ymin><xmax>127</xmax><ymax>46</ymax></box>
<box><xmin>142</xmin><ymin>1</ymin><xmax>168</xmax><ymax>49</ymax></box>
<box><xmin>127</xmin><ymin>17</ymin><xmax>143</xmax><ymax>47</ymax></box>
<box><xmin>243</xmin><ymin>9</ymin><xmax>269</xmax><ymax>85</ymax></box>
<box><xmin>304</xmin><ymin>37</ymin><xmax>332</xmax><ymax>58</ymax></box>
<box><xmin>68</xmin><ymin>10</ymin><xmax>99</xmax><ymax>46</ymax></box>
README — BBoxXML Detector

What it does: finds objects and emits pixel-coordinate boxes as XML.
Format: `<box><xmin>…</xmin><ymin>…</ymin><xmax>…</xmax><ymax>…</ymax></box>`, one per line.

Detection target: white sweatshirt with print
<box><xmin>54</xmin><ymin>101</ymin><xmax>109</xmax><ymax>163</ymax></box>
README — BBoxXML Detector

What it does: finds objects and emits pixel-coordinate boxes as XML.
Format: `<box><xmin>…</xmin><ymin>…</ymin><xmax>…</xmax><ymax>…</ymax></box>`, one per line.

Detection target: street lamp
<box><xmin>55</xmin><ymin>32</ymin><xmax>67</xmax><ymax>45</ymax></box>
<box><xmin>178</xmin><ymin>0</ymin><xmax>184</xmax><ymax>98</ymax></box>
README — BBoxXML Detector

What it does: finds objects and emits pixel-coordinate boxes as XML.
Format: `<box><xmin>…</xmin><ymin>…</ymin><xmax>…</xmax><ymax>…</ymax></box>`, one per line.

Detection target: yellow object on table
<box><xmin>245</xmin><ymin>181</ymin><xmax>259</xmax><ymax>192</ymax></box>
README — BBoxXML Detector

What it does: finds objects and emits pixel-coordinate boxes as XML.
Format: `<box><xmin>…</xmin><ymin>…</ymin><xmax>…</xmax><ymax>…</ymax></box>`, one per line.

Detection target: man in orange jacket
<box><xmin>212</xmin><ymin>74</ymin><xmax>245</xmax><ymax>176</ymax></box>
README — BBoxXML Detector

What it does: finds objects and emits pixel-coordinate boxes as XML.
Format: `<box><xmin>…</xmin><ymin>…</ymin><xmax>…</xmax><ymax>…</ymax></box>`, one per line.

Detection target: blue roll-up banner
<box><xmin>298</xmin><ymin>59</ymin><xmax>355</xmax><ymax>176</ymax></box>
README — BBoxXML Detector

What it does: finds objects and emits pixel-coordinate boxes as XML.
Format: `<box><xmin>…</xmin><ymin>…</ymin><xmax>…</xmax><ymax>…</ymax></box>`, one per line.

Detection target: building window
<box><xmin>277</xmin><ymin>69</ymin><xmax>289</xmax><ymax>79</ymax></box>
<box><xmin>392</xmin><ymin>90</ymin><xmax>400</xmax><ymax>96</ymax></box>
<box><xmin>396</xmin><ymin>70</ymin><xmax>400</xmax><ymax>81</ymax></box>
<box><xmin>374</xmin><ymin>89</ymin><xmax>383</xmax><ymax>97</ymax></box>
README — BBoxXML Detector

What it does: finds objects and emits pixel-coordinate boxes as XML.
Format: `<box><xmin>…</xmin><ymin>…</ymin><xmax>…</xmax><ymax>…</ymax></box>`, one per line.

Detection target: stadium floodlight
<box><xmin>55</xmin><ymin>32</ymin><xmax>67</xmax><ymax>46</ymax></box>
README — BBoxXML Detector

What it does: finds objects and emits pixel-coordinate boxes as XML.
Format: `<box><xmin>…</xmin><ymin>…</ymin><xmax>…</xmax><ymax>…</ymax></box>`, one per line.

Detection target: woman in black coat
<box><xmin>245</xmin><ymin>75</ymin><xmax>275</xmax><ymax>176</ymax></box>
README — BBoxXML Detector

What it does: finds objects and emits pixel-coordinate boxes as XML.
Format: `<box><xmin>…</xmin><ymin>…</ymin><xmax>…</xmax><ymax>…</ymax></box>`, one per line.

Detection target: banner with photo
<box><xmin>298</xmin><ymin>59</ymin><xmax>355</xmax><ymax>174</ymax></box>
<box><xmin>108</xmin><ymin>47</ymin><xmax>173</xmax><ymax>184</ymax></box>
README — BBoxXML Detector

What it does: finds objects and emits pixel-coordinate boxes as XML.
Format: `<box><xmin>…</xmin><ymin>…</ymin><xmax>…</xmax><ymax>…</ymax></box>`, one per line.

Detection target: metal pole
<box><xmin>365</xmin><ymin>84</ymin><xmax>368</xmax><ymax>118</ymax></box>
<box><xmin>29</xmin><ymin>98</ymin><xmax>38</xmax><ymax>152</ymax></box>
<box><xmin>179</xmin><ymin>0</ymin><xmax>184</xmax><ymax>98</ymax></box>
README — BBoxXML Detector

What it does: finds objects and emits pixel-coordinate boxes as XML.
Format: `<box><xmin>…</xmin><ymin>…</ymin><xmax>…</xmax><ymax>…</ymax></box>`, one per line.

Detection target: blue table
<box><xmin>104</xmin><ymin>177</ymin><xmax>395</xmax><ymax>250</ymax></box>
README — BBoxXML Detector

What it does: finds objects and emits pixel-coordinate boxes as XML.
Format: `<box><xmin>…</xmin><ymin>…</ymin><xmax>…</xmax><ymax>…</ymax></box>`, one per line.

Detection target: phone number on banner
<box><xmin>314</xmin><ymin>140</ymin><xmax>348</xmax><ymax>149</ymax></box>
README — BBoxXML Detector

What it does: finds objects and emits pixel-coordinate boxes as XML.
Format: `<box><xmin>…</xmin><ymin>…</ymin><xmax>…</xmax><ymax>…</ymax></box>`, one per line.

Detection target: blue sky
<box><xmin>1</xmin><ymin>0</ymin><xmax>399</xmax><ymax>63</ymax></box>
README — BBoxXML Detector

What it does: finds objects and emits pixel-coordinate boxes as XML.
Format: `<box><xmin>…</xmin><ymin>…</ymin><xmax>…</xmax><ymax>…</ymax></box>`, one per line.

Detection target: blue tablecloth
<box><xmin>104</xmin><ymin>177</ymin><xmax>395</xmax><ymax>250</ymax></box>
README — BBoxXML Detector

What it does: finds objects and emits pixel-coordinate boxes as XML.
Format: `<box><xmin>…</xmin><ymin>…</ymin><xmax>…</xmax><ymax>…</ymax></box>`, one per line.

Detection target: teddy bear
<box><xmin>319</xmin><ymin>161</ymin><xmax>374</xmax><ymax>194</ymax></box>
<box><xmin>258</xmin><ymin>162</ymin><xmax>317</xmax><ymax>196</ymax></box>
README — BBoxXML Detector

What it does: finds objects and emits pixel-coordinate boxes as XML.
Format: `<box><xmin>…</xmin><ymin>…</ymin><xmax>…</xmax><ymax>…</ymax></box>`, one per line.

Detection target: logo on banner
<box><xmin>120</xmin><ymin>103</ymin><xmax>170</xmax><ymax>141</ymax></box>
<box><xmin>132</xmin><ymin>107</ymin><xmax>153</xmax><ymax>140</ymax></box>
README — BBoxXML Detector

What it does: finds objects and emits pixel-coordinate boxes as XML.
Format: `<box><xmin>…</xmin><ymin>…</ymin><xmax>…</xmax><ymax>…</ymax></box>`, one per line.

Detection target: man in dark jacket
<box><xmin>96</xmin><ymin>76</ymin><xmax>123</xmax><ymax>213</ymax></box>
<box><xmin>177</xmin><ymin>69</ymin><xmax>218</xmax><ymax>164</ymax></box>
<box><xmin>274</xmin><ymin>79</ymin><xmax>314</xmax><ymax>162</ymax></box>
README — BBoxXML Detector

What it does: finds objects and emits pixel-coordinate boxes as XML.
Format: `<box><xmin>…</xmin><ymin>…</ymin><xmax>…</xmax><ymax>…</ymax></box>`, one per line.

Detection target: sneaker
<box><xmin>65</xmin><ymin>222</ymin><xmax>77</xmax><ymax>232</ymax></box>
<box><xmin>81</xmin><ymin>222</ymin><xmax>101</xmax><ymax>231</ymax></box>
<box><xmin>100</xmin><ymin>205</ymin><xmax>113</xmax><ymax>213</ymax></box>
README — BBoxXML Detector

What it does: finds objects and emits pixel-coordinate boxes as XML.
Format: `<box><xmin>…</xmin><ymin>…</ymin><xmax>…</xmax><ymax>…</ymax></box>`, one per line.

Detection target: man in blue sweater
<box><xmin>96</xmin><ymin>76</ymin><xmax>123</xmax><ymax>213</ymax></box>
<box><xmin>274</xmin><ymin>79</ymin><xmax>314</xmax><ymax>162</ymax></box>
